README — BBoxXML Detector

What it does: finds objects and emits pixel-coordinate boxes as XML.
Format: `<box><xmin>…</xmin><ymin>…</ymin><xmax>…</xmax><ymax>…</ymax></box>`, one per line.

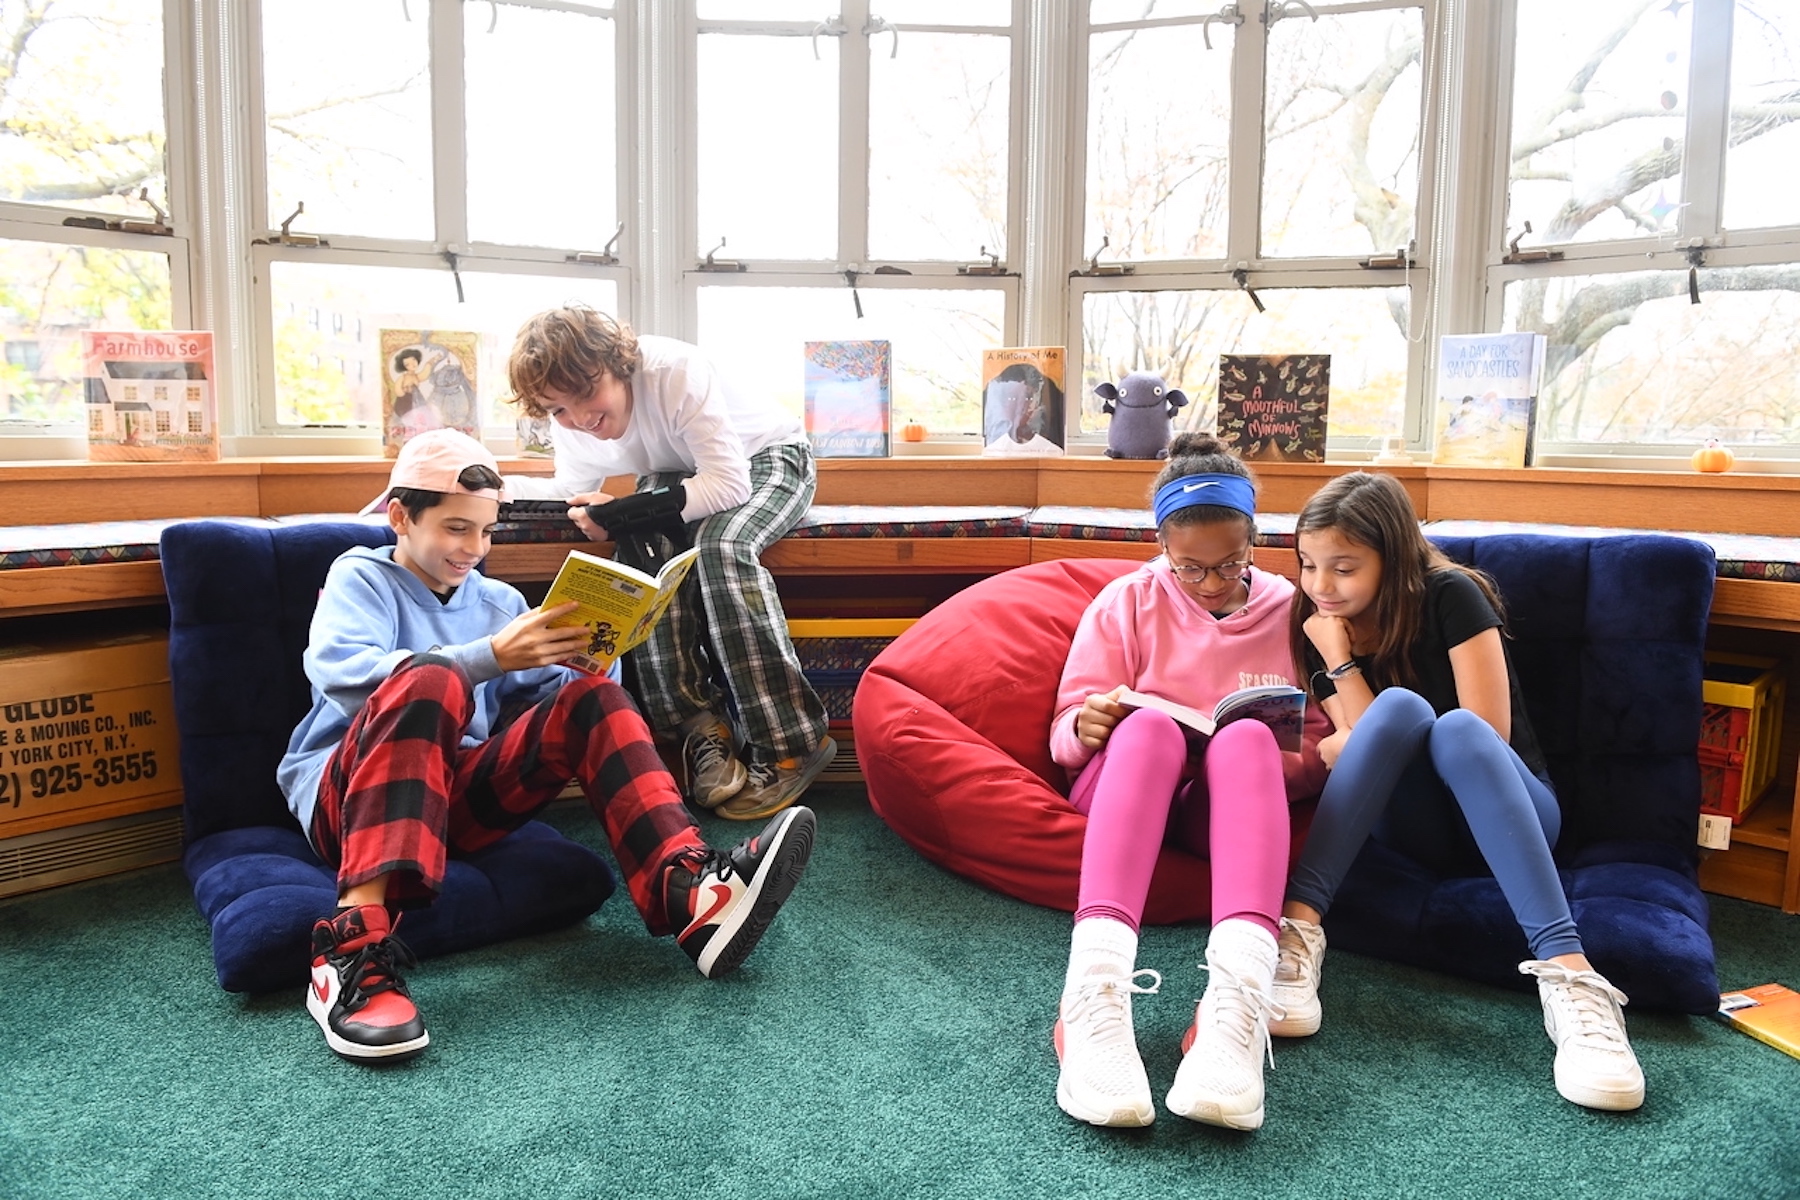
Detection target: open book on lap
<box><xmin>1115</xmin><ymin>684</ymin><xmax>1306</xmax><ymax>753</ymax></box>
<box><xmin>541</xmin><ymin>545</ymin><xmax>700</xmax><ymax>674</ymax></box>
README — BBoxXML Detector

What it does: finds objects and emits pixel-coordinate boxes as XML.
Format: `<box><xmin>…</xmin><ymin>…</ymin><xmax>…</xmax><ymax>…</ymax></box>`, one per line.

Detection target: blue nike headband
<box><xmin>1153</xmin><ymin>473</ymin><xmax>1257</xmax><ymax>526</ymax></box>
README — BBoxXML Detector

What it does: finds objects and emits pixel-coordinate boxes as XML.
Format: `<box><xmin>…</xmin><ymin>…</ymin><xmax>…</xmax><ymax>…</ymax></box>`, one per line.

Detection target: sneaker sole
<box><xmin>715</xmin><ymin>736</ymin><xmax>837</xmax><ymax>822</ymax></box>
<box><xmin>695</xmin><ymin>806</ymin><xmax>816</xmax><ymax>979</ymax></box>
<box><xmin>1052</xmin><ymin>1019</ymin><xmax>1156</xmax><ymax>1128</ymax></box>
<box><xmin>1166</xmin><ymin>1091</ymin><xmax>1264</xmax><ymax>1131</ymax></box>
<box><xmin>1554</xmin><ymin>1068</ymin><xmax>1645</xmax><ymax>1112</ymax></box>
<box><xmin>306</xmin><ymin>994</ymin><xmax>431</xmax><ymax>1062</ymax></box>
<box><xmin>1268</xmin><ymin>1000</ymin><xmax>1320</xmax><ymax>1038</ymax></box>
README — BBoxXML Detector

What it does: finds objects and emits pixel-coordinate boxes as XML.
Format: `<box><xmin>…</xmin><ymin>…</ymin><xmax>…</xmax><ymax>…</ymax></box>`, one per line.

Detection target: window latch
<box><xmin>958</xmin><ymin>245</ymin><xmax>1008</xmax><ymax>276</ymax></box>
<box><xmin>254</xmin><ymin>201</ymin><xmax>328</xmax><ymax>248</ymax></box>
<box><xmin>811</xmin><ymin>16</ymin><xmax>848</xmax><ymax>60</ymax></box>
<box><xmin>699</xmin><ymin>236</ymin><xmax>746</xmax><ymax>272</ymax></box>
<box><xmin>1073</xmin><ymin>236</ymin><xmax>1134</xmax><ymax>277</ymax></box>
<box><xmin>569</xmin><ymin>222</ymin><xmax>625</xmax><ymax>266</ymax></box>
<box><xmin>1360</xmin><ymin>247</ymin><xmax>1414</xmax><ymax>270</ymax></box>
<box><xmin>117</xmin><ymin>188</ymin><xmax>172</xmax><ymax>236</ymax></box>
<box><xmin>864</xmin><ymin>14</ymin><xmax>899</xmax><ymax>59</ymax></box>
<box><xmin>1502</xmin><ymin>220</ymin><xmax>1561</xmax><ymax>265</ymax></box>
<box><xmin>1686</xmin><ymin>244</ymin><xmax>1705</xmax><ymax>305</ymax></box>
<box><xmin>1202</xmin><ymin>4</ymin><xmax>1245</xmax><ymax>51</ymax></box>
<box><xmin>1263</xmin><ymin>0</ymin><xmax>1319</xmax><ymax>28</ymax></box>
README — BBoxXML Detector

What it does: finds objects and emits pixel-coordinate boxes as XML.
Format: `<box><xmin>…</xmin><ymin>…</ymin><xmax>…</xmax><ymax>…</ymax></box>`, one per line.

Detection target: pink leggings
<box><xmin>1068</xmin><ymin>708</ymin><xmax>1289</xmax><ymax>938</ymax></box>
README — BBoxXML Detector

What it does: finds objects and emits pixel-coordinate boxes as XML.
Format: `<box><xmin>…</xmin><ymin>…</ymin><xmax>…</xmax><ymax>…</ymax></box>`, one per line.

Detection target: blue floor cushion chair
<box><xmin>858</xmin><ymin>533</ymin><xmax>1720</xmax><ymax>1013</ymax></box>
<box><xmin>162</xmin><ymin>519</ymin><xmax>615</xmax><ymax>994</ymax></box>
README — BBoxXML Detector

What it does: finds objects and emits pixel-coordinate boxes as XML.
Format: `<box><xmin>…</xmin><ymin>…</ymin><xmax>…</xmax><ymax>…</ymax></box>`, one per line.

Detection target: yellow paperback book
<box><xmin>541</xmin><ymin>545</ymin><xmax>700</xmax><ymax>674</ymax></box>
<box><xmin>1717</xmin><ymin>983</ymin><xmax>1800</xmax><ymax>1060</ymax></box>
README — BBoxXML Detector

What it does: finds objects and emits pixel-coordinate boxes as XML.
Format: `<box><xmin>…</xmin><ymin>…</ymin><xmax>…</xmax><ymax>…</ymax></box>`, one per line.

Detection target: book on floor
<box><xmin>981</xmin><ymin>345</ymin><xmax>1067</xmax><ymax>457</ymax></box>
<box><xmin>82</xmin><ymin>330</ymin><xmax>220</xmax><ymax>462</ymax></box>
<box><xmin>541</xmin><ymin>545</ymin><xmax>700</xmax><ymax>674</ymax></box>
<box><xmin>1718</xmin><ymin>983</ymin><xmax>1800</xmax><ymax>1060</ymax></box>
<box><xmin>1215</xmin><ymin>354</ymin><xmax>1330</xmax><ymax>462</ymax></box>
<box><xmin>1115</xmin><ymin>684</ymin><xmax>1306</xmax><ymax>752</ymax></box>
<box><xmin>1432</xmin><ymin>332</ymin><xmax>1546</xmax><ymax>468</ymax></box>
<box><xmin>804</xmin><ymin>339</ymin><xmax>892</xmax><ymax>458</ymax></box>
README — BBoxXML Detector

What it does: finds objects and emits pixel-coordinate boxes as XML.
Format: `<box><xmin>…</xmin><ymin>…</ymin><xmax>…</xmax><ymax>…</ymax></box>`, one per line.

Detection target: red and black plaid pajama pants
<box><xmin>308</xmin><ymin>654</ymin><xmax>703</xmax><ymax>935</ymax></box>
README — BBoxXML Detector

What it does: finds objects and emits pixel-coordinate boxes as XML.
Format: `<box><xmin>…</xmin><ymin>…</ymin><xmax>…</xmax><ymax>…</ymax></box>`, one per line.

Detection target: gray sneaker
<box><xmin>716</xmin><ymin>736</ymin><xmax>838</xmax><ymax>822</ymax></box>
<box><xmin>682</xmin><ymin>714</ymin><xmax>747</xmax><ymax>809</ymax></box>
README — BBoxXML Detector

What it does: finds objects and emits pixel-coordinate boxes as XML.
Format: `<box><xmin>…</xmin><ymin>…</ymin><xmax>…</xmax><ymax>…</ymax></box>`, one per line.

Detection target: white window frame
<box><xmin>1067</xmin><ymin>0</ymin><xmax>1440</xmax><ymax>456</ymax></box>
<box><xmin>676</xmin><ymin>1</ymin><xmax>1023</xmax><ymax>447</ymax></box>
<box><xmin>0</xmin><ymin>0</ymin><xmax>197</xmax><ymax>461</ymax></box>
<box><xmin>231</xmin><ymin>0</ymin><xmax>634</xmax><ymax>454</ymax></box>
<box><xmin>1483</xmin><ymin>0</ymin><xmax>1800</xmax><ymax>468</ymax></box>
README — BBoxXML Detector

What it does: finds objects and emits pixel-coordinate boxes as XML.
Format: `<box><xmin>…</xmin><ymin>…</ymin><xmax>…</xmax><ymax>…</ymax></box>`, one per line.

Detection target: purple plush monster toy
<box><xmin>1096</xmin><ymin>371</ymin><xmax>1188</xmax><ymax>459</ymax></box>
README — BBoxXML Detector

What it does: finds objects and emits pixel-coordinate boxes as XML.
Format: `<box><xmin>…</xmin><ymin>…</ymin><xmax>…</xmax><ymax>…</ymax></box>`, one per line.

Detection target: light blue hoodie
<box><xmin>278</xmin><ymin>545</ymin><xmax>573</xmax><ymax>836</ymax></box>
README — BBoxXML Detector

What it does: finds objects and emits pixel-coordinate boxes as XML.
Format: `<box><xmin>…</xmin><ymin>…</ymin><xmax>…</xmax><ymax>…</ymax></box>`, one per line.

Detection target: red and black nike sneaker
<box><xmin>667</xmin><ymin>805</ymin><xmax>817</xmax><ymax>979</ymax></box>
<box><xmin>306</xmin><ymin>904</ymin><xmax>430</xmax><ymax>1062</ymax></box>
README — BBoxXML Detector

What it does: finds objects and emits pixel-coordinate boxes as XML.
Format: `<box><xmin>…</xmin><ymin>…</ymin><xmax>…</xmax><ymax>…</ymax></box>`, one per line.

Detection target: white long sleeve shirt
<box><xmin>504</xmin><ymin>334</ymin><xmax>805</xmax><ymax>523</ymax></box>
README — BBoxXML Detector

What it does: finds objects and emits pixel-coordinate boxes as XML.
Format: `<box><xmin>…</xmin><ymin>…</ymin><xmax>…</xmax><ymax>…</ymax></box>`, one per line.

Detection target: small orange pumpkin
<box><xmin>899</xmin><ymin>421</ymin><xmax>928</xmax><ymax>443</ymax></box>
<box><xmin>1691</xmin><ymin>439</ymin><xmax>1735</xmax><ymax>473</ymax></box>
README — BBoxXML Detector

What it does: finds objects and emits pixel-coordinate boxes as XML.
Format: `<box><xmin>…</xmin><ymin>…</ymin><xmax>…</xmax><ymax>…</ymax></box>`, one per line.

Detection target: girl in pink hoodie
<box><xmin>1049</xmin><ymin>433</ymin><xmax>1328</xmax><ymax>1133</ymax></box>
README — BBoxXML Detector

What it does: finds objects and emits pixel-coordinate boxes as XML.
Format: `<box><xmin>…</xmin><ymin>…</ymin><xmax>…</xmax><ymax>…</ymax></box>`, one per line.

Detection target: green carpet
<box><xmin>3</xmin><ymin>785</ymin><xmax>1797</xmax><ymax>1199</ymax></box>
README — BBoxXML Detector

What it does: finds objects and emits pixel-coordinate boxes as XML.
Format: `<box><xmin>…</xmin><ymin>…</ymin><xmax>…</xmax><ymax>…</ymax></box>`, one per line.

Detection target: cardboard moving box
<box><xmin>0</xmin><ymin>629</ymin><xmax>182</xmax><ymax>840</ymax></box>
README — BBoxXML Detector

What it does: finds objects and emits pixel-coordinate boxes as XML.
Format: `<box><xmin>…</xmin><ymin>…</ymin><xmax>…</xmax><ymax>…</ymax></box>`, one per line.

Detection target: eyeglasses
<box><xmin>1166</xmin><ymin>557</ymin><xmax>1252</xmax><ymax>584</ymax></box>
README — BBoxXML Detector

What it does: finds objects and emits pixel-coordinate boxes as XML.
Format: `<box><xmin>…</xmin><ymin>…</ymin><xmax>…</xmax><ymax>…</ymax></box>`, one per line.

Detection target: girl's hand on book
<box><xmin>492</xmin><ymin>601</ymin><xmax>590</xmax><ymax>671</ymax></box>
<box><xmin>1076</xmin><ymin>687</ymin><xmax>1129</xmax><ymax>750</ymax></box>
<box><xmin>567</xmin><ymin>489</ymin><xmax>617</xmax><ymax>542</ymax></box>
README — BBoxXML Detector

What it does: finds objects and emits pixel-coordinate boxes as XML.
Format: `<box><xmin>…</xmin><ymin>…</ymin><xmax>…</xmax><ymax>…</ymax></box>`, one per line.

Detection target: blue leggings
<box><xmin>1286</xmin><ymin>688</ymin><xmax>1583</xmax><ymax>961</ymax></box>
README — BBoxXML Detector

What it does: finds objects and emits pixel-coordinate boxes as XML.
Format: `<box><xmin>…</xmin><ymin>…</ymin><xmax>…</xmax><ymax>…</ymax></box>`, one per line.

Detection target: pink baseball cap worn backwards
<box><xmin>361</xmin><ymin>428</ymin><xmax>507</xmax><ymax>514</ymax></box>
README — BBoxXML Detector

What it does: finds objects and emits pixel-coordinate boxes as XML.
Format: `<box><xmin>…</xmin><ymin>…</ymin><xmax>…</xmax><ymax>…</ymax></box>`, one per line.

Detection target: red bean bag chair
<box><xmin>854</xmin><ymin>558</ymin><xmax>1311</xmax><ymax>924</ymax></box>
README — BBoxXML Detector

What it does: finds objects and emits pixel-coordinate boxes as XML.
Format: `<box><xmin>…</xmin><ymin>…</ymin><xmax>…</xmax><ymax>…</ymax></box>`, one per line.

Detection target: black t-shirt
<box><xmin>1310</xmin><ymin>569</ymin><xmax>1549</xmax><ymax>782</ymax></box>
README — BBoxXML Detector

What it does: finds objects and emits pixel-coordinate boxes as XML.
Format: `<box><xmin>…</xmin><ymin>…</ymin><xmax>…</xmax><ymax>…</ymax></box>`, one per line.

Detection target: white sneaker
<box><xmin>1519</xmin><ymin>960</ymin><xmax>1646</xmax><ymax>1112</ymax></box>
<box><xmin>681</xmin><ymin>714</ymin><xmax>746</xmax><ymax>808</ymax></box>
<box><xmin>1166</xmin><ymin>921</ymin><xmax>1280</xmax><ymax>1131</ymax></box>
<box><xmin>1053</xmin><ymin>967</ymin><xmax>1162</xmax><ymax>1127</ymax></box>
<box><xmin>1268</xmin><ymin>917</ymin><xmax>1326</xmax><ymax>1038</ymax></box>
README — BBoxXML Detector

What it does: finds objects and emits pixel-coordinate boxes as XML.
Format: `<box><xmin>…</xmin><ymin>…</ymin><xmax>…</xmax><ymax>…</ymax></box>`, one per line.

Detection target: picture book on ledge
<box><xmin>804</xmin><ymin>339</ymin><xmax>891</xmax><ymax>458</ymax></box>
<box><xmin>1718</xmin><ymin>983</ymin><xmax>1800</xmax><ymax>1061</ymax></box>
<box><xmin>82</xmin><ymin>330</ymin><xmax>219</xmax><ymax>462</ymax></box>
<box><xmin>1433</xmin><ymin>332</ymin><xmax>1547</xmax><ymax>468</ymax></box>
<box><xmin>1215</xmin><ymin>354</ymin><xmax>1330</xmax><ymax>462</ymax></box>
<box><xmin>981</xmin><ymin>345</ymin><xmax>1066</xmax><ymax>457</ymax></box>
<box><xmin>541</xmin><ymin>545</ymin><xmax>700</xmax><ymax>675</ymax></box>
<box><xmin>379</xmin><ymin>329</ymin><xmax>480</xmax><ymax>458</ymax></box>
<box><xmin>1115</xmin><ymin>684</ymin><xmax>1306</xmax><ymax>753</ymax></box>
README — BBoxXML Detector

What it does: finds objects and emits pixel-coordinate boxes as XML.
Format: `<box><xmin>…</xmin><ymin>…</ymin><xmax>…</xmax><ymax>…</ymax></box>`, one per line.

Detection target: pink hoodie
<box><xmin>1050</xmin><ymin>560</ymin><xmax>1330</xmax><ymax>800</ymax></box>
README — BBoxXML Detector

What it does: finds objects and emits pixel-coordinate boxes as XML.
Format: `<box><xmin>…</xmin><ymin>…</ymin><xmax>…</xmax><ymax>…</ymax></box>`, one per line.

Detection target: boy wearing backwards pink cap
<box><xmin>280</xmin><ymin>429</ymin><xmax>816</xmax><ymax>1063</ymax></box>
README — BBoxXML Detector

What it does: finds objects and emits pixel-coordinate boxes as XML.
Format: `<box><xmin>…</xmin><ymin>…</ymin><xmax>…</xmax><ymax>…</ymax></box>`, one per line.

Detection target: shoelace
<box><xmin>1065</xmin><ymin>969</ymin><xmax>1163</xmax><ymax>1048</ymax></box>
<box><xmin>744</xmin><ymin>758</ymin><xmax>787</xmax><ymax>789</ymax></box>
<box><xmin>1521</xmin><ymin>961</ymin><xmax>1632</xmax><ymax>1050</ymax></box>
<box><xmin>1197</xmin><ymin>958</ymin><xmax>1283</xmax><ymax>1068</ymax></box>
<box><xmin>337</xmin><ymin>935</ymin><xmax>419</xmax><ymax>1013</ymax></box>
<box><xmin>688</xmin><ymin>725</ymin><xmax>734</xmax><ymax>776</ymax></box>
<box><xmin>1273</xmin><ymin>921</ymin><xmax>1318</xmax><ymax>985</ymax></box>
<box><xmin>672</xmin><ymin>844</ymin><xmax>738</xmax><ymax>887</ymax></box>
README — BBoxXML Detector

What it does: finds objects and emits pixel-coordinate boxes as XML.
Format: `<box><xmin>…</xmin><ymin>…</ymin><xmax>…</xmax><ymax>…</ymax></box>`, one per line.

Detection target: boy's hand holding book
<box><xmin>492</xmin><ymin>600</ymin><xmax>591</xmax><ymax>672</ymax></box>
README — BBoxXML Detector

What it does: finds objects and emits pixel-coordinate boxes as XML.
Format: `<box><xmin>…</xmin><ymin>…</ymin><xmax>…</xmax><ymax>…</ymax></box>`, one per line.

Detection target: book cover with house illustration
<box><xmin>804</xmin><ymin>339</ymin><xmax>892</xmax><ymax>458</ymax></box>
<box><xmin>82</xmin><ymin>331</ymin><xmax>219</xmax><ymax>462</ymax></box>
<box><xmin>379</xmin><ymin>329</ymin><xmax>481</xmax><ymax>458</ymax></box>
<box><xmin>1215</xmin><ymin>354</ymin><xmax>1331</xmax><ymax>462</ymax></box>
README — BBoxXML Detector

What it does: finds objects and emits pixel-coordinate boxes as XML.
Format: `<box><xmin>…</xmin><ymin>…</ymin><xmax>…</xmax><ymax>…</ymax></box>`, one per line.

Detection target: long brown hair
<box><xmin>1288</xmin><ymin>472</ymin><xmax>1507</xmax><ymax>694</ymax></box>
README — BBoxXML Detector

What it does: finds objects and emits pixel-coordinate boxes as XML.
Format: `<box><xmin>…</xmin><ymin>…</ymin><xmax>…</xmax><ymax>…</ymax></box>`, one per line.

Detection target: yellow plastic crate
<box><xmin>1699</xmin><ymin>652</ymin><xmax>1785</xmax><ymax>823</ymax></box>
<box><xmin>788</xmin><ymin>618</ymin><xmax>920</xmax><ymax>728</ymax></box>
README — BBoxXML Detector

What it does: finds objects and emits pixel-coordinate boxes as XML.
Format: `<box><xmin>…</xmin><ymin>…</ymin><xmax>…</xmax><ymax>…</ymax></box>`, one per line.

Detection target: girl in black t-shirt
<box><xmin>1270</xmin><ymin>471</ymin><xmax>1644</xmax><ymax>1113</ymax></box>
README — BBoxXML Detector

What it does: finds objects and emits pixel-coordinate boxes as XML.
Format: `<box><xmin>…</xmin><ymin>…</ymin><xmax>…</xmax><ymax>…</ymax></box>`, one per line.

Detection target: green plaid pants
<box><xmin>630</xmin><ymin>441</ymin><xmax>829</xmax><ymax>762</ymax></box>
